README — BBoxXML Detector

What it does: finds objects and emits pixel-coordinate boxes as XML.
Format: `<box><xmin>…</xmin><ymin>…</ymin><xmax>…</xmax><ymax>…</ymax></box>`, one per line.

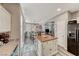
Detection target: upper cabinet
<box><xmin>0</xmin><ymin>5</ymin><xmax>11</xmax><ymax>32</ymax></box>
<box><xmin>70</xmin><ymin>11</ymin><xmax>79</xmax><ymax>23</ymax></box>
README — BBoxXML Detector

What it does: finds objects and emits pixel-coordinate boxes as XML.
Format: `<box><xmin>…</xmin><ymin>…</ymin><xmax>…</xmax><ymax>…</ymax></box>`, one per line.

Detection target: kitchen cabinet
<box><xmin>77</xmin><ymin>17</ymin><xmax>79</xmax><ymax>23</ymax></box>
<box><xmin>42</xmin><ymin>40</ymin><xmax>57</xmax><ymax>56</ymax></box>
<box><xmin>0</xmin><ymin>5</ymin><xmax>11</xmax><ymax>32</ymax></box>
<box><xmin>34</xmin><ymin>34</ymin><xmax>57</xmax><ymax>56</ymax></box>
<box><xmin>55</xmin><ymin>12</ymin><xmax>68</xmax><ymax>50</ymax></box>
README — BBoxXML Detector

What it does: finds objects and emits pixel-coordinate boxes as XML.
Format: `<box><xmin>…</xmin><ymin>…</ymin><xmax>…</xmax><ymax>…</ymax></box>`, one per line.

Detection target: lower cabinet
<box><xmin>36</xmin><ymin>39</ymin><xmax>57</xmax><ymax>56</ymax></box>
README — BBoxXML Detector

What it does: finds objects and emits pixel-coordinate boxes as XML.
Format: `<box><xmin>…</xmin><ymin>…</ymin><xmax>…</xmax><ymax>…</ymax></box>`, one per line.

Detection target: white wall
<box><xmin>53</xmin><ymin>12</ymin><xmax>69</xmax><ymax>50</ymax></box>
<box><xmin>24</xmin><ymin>23</ymin><xmax>33</xmax><ymax>32</ymax></box>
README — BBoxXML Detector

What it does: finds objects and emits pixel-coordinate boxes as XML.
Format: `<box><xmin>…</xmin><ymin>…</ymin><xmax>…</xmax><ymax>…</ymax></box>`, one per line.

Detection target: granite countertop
<box><xmin>34</xmin><ymin>34</ymin><xmax>57</xmax><ymax>42</ymax></box>
<box><xmin>0</xmin><ymin>40</ymin><xmax>19</xmax><ymax>56</ymax></box>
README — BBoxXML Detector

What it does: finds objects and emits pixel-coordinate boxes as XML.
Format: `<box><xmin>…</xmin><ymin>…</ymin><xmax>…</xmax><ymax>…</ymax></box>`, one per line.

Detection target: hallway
<box><xmin>22</xmin><ymin>37</ymin><xmax>37</xmax><ymax>56</ymax></box>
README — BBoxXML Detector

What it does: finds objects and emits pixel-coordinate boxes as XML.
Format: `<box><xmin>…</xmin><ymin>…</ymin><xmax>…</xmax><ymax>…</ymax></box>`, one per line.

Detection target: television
<box><xmin>45</xmin><ymin>29</ymin><xmax>49</xmax><ymax>34</ymax></box>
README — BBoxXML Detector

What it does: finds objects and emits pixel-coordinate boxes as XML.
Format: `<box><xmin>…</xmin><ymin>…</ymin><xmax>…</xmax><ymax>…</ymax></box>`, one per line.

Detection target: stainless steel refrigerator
<box><xmin>67</xmin><ymin>20</ymin><xmax>79</xmax><ymax>56</ymax></box>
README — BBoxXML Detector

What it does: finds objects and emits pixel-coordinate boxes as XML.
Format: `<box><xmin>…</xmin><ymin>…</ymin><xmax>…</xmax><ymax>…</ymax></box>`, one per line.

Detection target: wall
<box><xmin>2</xmin><ymin>4</ymin><xmax>20</xmax><ymax>40</ymax></box>
<box><xmin>24</xmin><ymin>23</ymin><xmax>33</xmax><ymax>32</ymax></box>
<box><xmin>53</xmin><ymin>12</ymin><xmax>69</xmax><ymax>50</ymax></box>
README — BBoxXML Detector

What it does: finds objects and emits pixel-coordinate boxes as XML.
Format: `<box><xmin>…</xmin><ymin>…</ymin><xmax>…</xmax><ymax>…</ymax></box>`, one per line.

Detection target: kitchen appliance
<box><xmin>45</xmin><ymin>29</ymin><xmax>49</xmax><ymax>34</ymax></box>
<box><xmin>67</xmin><ymin>20</ymin><xmax>79</xmax><ymax>56</ymax></box>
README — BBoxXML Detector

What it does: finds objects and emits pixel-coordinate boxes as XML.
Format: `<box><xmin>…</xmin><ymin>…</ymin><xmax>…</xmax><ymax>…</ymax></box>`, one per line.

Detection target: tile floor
<box><xmin>22</xmin><ymin>38</ymin><xmax>74</xmax><ymax>56</ymax></box>
<box><xmin>22</xmin><ymin>37</ymin><xmax>37</xmax><ymax>56</ymax></box>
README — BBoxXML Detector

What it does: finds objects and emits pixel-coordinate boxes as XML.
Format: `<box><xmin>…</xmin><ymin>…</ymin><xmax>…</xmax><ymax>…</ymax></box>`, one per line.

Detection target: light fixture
<box><xmin>57</xmin><ymin>8</ymin><xmax>61</xmax><ymax>11</ymax></box>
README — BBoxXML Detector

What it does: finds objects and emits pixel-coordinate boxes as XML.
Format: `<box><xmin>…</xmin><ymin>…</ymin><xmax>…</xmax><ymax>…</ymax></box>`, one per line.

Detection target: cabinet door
<box><xmin>49</xmin><ymin>40</ymin><xmax>57</xmax><ymax>55</ymax></box>
<box><xmin>42</xmin><ymin>41</ymin><xmax>50</xmax><ymax>56</ymax></box>
<box><xmin>42</xmin><ymin>40</ymin><xmax>57</xmax><ymax>56</ymax></box>
<box><xmin>56</xmin><ymin>19</ymin><xmax>67</xmax><ymax>49</ymax></box>
<box><xmin>0</xmin><ymin>5</ymin><xmax>11</xmax><ymax>32</ymax></box>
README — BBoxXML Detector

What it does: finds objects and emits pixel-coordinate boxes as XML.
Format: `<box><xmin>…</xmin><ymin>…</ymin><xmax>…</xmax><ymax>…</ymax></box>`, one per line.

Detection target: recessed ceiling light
<box><xmin>57</xmin><ymin>8</ymin><xmax>61</xmax><ymax>11</ymax></box>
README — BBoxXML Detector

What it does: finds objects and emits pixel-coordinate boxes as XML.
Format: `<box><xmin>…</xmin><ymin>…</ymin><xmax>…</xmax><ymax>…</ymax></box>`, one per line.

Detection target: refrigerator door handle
<box><xmin>76</xmin><ymin>29</ymin><xmax>78</xmax><ymax>42</ymax></box>
<box><xmin>76</xmin><ymin>29</ymin><xmax>79</xmax><ymax>43</ymax></box>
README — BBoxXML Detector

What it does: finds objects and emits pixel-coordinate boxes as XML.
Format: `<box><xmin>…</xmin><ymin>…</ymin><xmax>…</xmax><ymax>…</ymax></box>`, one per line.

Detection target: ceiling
<box><xmin>21</xmin><ymin>3</ymin><xmax>79</xmax><ymax>23</ymax></box>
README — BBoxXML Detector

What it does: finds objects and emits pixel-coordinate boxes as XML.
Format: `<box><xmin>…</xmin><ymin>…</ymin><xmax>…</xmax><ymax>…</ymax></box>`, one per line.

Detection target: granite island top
<box><xmin>0</xmin><ymin>40</ymin><xmax>19</xmax><ymax>56</ymax></box>
<box><xmin>34</xmin><ymin>34</ymin><xmax>57</xmax><ymax>42</ymax></box>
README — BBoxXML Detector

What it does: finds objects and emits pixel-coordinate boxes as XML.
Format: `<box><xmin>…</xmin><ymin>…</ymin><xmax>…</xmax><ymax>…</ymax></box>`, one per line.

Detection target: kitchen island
<box><xmin>34</xmin><ymin>34</ymin><xmax>57</xmax><ymax>56</ymax></box>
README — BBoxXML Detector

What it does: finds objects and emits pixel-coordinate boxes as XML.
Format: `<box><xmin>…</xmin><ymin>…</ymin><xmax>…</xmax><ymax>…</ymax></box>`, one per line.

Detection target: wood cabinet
<box><xmin>0</xmin><ymin>5</ymin><xmax>11</xmax><ymax>32</ymax></box>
